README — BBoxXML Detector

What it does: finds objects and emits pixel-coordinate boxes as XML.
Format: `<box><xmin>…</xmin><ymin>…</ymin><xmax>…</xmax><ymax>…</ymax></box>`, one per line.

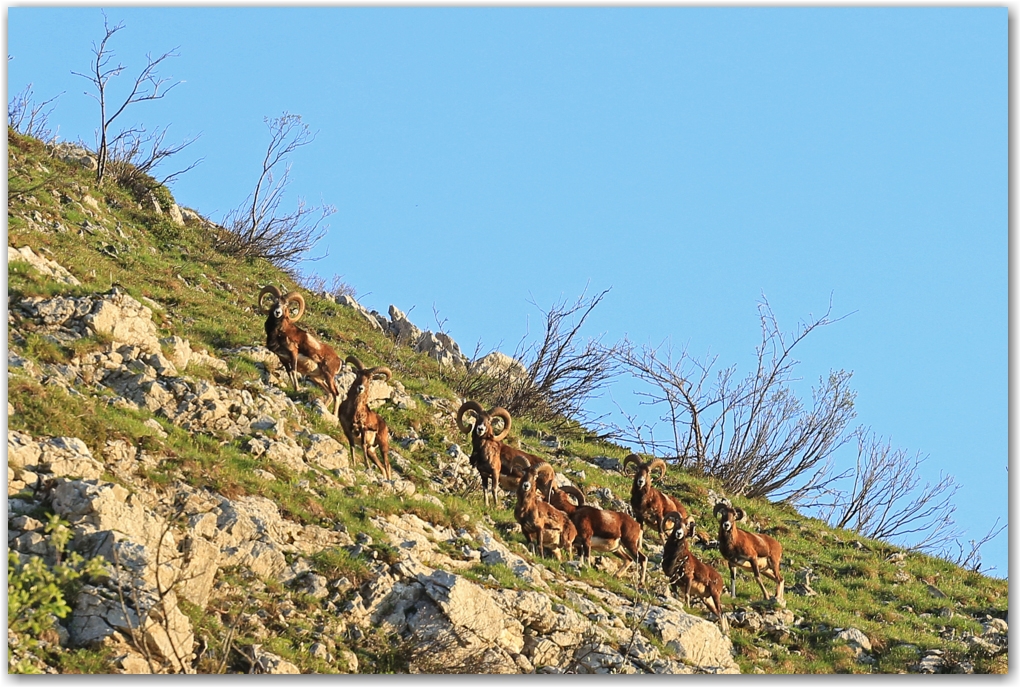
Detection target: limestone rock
<box><xmin>835</xmin><ymin>627</ymin><xmax>872</xmax><ymax>655</ymax></box>
<box><xmin>415</xmin><ymin>331</ymin><xmax>468</xmax><ymax>369</ymax></box>
<box><xmin>388</xmin><ymin>305</ymin><xmax>422</xmax><ymax>345</ymax></box>
<box><xmin>336</xmin><ymin>294</ymin><xmax>384</xmax><ymax>332</ymax></box>
<box><xmin>571</xmin><ymin>642</ymin><xmax>637</xmax><ymax>674</ymax></box>
<box><xmin>51</xmin><ymin>479</ymin><xmax>177</xmax><ymax>589</ymax></box>
<box><xmin>475</xmin><ymin>528</ymin><xmax>547</xmax><ymax>589</ymax></box>
<box><xmin>469</xmin><ymin>351</ymin><xmax>528</xmax><ymax>381</ymax></box>
<box><xmin>641</xmin><ymin>606</ymin><xmax>738</xmax><ymax>673</ymax></box>
<box><xmin>159</xmin><ymin>336</ymin><xmax>192</xmax><ymax>371</ymax></box>
<box><xmin>51</xmin><ymin>142</ymin><xmax>99</xmax><ymax>170</ymax></box>
<box><xmin>8</xmin><ymin>245</ymin><xmax>80</xmax><ymax>285</ymax></box>
<box><xmin>167</xmin><ymin>202</ymin><xmax>185</xmax><ymax>227</ymax></box>
<box><xmin>85</xmin><ymin>289</ymin><xmax>162</xmax><ymax>354</ymax></box>
<box><xmin>177</xmin><ymin>536</ymin><xmax>220</xmax><ymax>610</ymax></box>
<box><xmin>36</xmin><ymin>436</ymin><xmax>105</xmax><ymax>480</ymax></box>
<box><xmin>337</xmin><ymin>648</ymin><xmax>359</xmax><ymax>673</ymax></box>
<box><xmin>8</xmin><ymin>430</ymin><xmax>43</xmax><ymax>471</ymax></box>
<box><xmin>252</xmin><ymin>646</ymin><xmax>301</xmax><ymax>674</ymax></box>
<box><xmin>70</xmin><ymin>587</ymin><xmax>194</xmax><ymax>673</ymax></box>
<box><xmin>300</xmin><ymin>431</ymin><xmax>350</xmax><ymax>472</ymax></box>
<box><xmin>418</xmin><ymin>569</ymin><xmax>508</xmax><ymax>645</ymax></box>
<box><xmin>18</xmin><ymin>288</ymin><xmax>162</xmax><ymax>354</ymax></box>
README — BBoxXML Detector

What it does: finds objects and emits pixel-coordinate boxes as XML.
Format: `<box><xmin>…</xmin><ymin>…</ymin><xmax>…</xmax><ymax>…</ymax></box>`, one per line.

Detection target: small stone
<box><xmin>338</xmin><ymin>648</ymin><xmax>359</xmax><ymax>673</ymax></box>
<box><xmin>983</xmin><ymin>618</ymin><xmax>1008</xmax><ymax>635</ymax></box>
<box><xmin>834</xmin><ymin>627</ymin><xmax>872</xmax><ymax>654</ymax></box>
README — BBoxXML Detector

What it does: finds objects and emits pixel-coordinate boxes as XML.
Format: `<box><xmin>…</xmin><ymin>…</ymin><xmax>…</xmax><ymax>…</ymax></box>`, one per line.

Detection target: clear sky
<box><xmin>7</xmin><ymin>6</ymin><xmax>1008</xmax><ymax>575</ymax></box>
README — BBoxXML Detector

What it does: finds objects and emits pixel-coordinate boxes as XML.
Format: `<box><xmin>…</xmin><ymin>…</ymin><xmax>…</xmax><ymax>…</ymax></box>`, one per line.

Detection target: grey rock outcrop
<box><xmin>470</xmin><ymin>351</ymin><xmax>528</xmax><ymax>381</ymax></box>
<box><xmin>251</xmin><ymin>646</ymin><xmax>301</xmax><ymax>674</ymax></box>
<box><xmin>17</xmin><ymin>287</ymin><xmax>162</xmax><ymax>354</ymax></box>
<box><xmin>7</xmin><ymin>433</ymin><xmax>105</xmax><ymax>491</ymax></box>
<box><xmin>336</xmin><ymin>294</ymin><xmax>385</xmax><ymax>332</ymax></box>
<box><xmin>51</xmin><ymin>142</ymin><xmax>99</xmax><ymax>171</ymax></box>
<box><xmin>334</xmin><ymin>297</ymin><xmax>468</xmax><ymax>369</ymax></box>
<box><xmin>415</xmin><ymin>331</ymin><xmax>467</xmax><ymax>370</ymax></box>
<box><xmin>640</xmin><ymin>605</ymin><xmax>739</xmax><ymax>673</ymax></box>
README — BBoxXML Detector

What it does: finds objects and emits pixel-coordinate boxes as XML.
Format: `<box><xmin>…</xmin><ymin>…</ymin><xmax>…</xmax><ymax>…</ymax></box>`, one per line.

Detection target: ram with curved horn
<box><xmin>259</xmin><ymin>285</ymin><xmax>344</xmax><ymax>415</ymax></box>
<box><xmin>713</xmin><ymin>502</ymin><xmax>784</xmax><ymax>605</ymax></box>
<box><xmin>623</xmin><ymin>454</ymin><xmax>689</xmax><ymax>540</ymax></box>
<box><xmin>512</xmin><ymin>458</ymin><xmax>576</xmax><ymax>561</ymax></box>
<box><xmin>456</xmin><ymin>401</ymin><xmax>547</xmax><ymax>507</ymax></box>
<box><xmin>547</xmin><ymin>484</ymin><xmax>586</xmax><ymax>516</ymax></box>
<box><xmin>338</xmin><ymin>355</ymin><xmax>393</xmax><ymax>480</ymax></box>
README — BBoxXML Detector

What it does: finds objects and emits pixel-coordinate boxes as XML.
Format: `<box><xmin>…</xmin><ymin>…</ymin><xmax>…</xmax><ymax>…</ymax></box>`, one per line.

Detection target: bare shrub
<box><xmin>105</xmin><ymin>125</ymin><xmax>202</xmax><ymax>196</ymax></box>
<box><xmin>453</xmin><ymin>286</ymin><xmax>622</xmax><ymax>433</ymax></box>
<box><xmin>217</xmin><ymin>113</ymin><xmax>335</xmax><ymax>268</ymax></box>
<box><xmin>8</xmin><ymin>83</ymin><xmax>62</xmax><ymax>141</ymax></box>
<box><xmin>814</xmin><ymin>431</ymin><xmax>961</xmax><ymax>553</ymax></box>
<box><xmin>614</xmin><ymin>295</ymin><xmax>857</xmax><ymax>502</ymax></box>
<box><xmin>297</xmin><ymin>272</ymin><xmax>357</xmax><ymax>301</ymax></box>
<box><xmin>942</xmin><ymin>518</ymin><xmax>1006</xmax><ymax>574</ymax></box>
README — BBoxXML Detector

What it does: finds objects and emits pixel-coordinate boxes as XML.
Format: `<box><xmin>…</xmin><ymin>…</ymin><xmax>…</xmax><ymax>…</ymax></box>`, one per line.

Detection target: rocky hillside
<box><xmin>6</xmin><ymin>129</ymin><xmax>1008</xmax><ymax>674</ymax></box>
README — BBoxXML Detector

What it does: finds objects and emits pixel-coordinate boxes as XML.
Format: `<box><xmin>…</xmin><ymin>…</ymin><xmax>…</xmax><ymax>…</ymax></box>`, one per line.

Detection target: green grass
<box><xmin>53</xmin><ymin>648</ymin><xmax>117</xmax><ymax>674</ymax></box>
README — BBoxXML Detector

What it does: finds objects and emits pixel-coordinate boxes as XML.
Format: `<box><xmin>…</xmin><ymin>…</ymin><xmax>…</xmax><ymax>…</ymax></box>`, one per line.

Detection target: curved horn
<box><xmin>623</xmin><ymin>454</ymin><xmax>644</xmax><ymax>474</ymax></box>
<box><xmin>258</xmin><ymin>285</ymin><xmax>282</xmax><ymax>314</ymax></box>
<box><xmin>510</xmin><ymin>455</ymin><xmax>531</xmax><ymax>476</ymax></box>
<box><xmin>532</xmin><ymin>462</ymin><xmax>556</xmax><ymax>486</ymax></box>
<box><xmin>648</xmin><ymin>458</ymin><xmax>668</xmax><ymax>481</ymax></box>
<box><xmin>713</xmin><ymin>502</ymin><xmax>730</xmax><ymax>520</ymax></box>
<box><xmin>489</xmin><ymin>407</ymin><xmax>512</xmax><ymax>442</ymax></box>
<box><xmin>284</xmin><ymin>291</ymin><xmax>305</xmax><ymax>322</ymax></box>
<box><xmin>456</xmin><ymin>401</ymin><xmax>485</xmax><ymax>434</ymax></box>
<box><xmin>733</xmin><ymin>507</ymin><xmax>747</xmax><ymax>522</ymax></box>
<box><xmin>559</xmin><ymin>485</ymin><xmax>586</xmax><ymax>507</ymax></box>
<box><xmin>663</xmin><ymin>511</ymin><xmax>685</xmax><ymax>532</ymax></box>
<box><xmin>368</xmin><ymin>366</ymin><xmax>392</xmax><ymax>383</ymax></box>
<box><xmin>687</xmin><ymin>518</ymin><xmax>698</xmax><ymax>539</ymax></box>
<box><xmin>345</xmin><ymin>355</ymin><xmax>365</xmax><ymax>371</ymax></box>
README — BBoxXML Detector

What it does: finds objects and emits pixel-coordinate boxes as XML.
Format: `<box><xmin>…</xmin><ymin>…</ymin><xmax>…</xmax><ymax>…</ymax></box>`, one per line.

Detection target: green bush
<box><xmin>8</xmin><ymin>515</ymin><xmax>108</xmax><ymax>673</ymax></box>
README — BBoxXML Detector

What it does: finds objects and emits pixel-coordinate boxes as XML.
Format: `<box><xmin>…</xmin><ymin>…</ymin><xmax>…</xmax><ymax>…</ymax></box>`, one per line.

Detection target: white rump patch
<box><xmin>589</xmin><ymin>536</ymin><xmax>621</xmax><ymax>552</ymax></box>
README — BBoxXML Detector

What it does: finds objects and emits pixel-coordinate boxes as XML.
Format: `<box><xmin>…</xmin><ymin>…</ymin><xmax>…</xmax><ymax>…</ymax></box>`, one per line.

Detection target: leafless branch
<box><xmin>217</xmin><ymin>112</ymin><xmax>334</xmax><ymax>268</ymax></box>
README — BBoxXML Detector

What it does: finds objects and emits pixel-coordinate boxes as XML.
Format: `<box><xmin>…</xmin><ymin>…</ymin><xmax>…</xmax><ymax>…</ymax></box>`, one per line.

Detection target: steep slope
<box><xmin>6</xmin><ymin>129</ymin><xmax>1008</xmax><ymax>674</ymax></box>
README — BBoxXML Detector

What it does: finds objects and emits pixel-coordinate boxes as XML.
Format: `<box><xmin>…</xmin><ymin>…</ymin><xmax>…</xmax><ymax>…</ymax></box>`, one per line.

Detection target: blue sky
<box><xmin>7</xmin><ymin>7</ymin><xmax>1007</xmax><ymax>575</ymax></box>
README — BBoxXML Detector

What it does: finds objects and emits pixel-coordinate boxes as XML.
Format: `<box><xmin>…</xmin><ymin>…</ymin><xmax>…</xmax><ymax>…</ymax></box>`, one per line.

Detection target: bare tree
<box><xmin>814</xmin><ymin>430</ymin><xmax>962</xmax><ymax>553</ymax></box>
<box><xmin>8</xmin><ymin>83</ymin><xmax>62</xmax><ymax>141</ymax></box>
<box><xmin>72</xmin><ymin>12</ymin><xmax>184</xmax><ymax>185</ymax></box>
<box><xmin>614</xmin><ymin>296</ymin><xmax>857</xmax><ymax>502</ymax></box>
<box><xmin>454</xmin><ymin>286</ymin><xmax>622</xmax><ymax>433</ymax></box>
<box><xmin>218</xmin><ymin>113</ymin><xmax>335</xmax><ymax>268</ymax></box>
